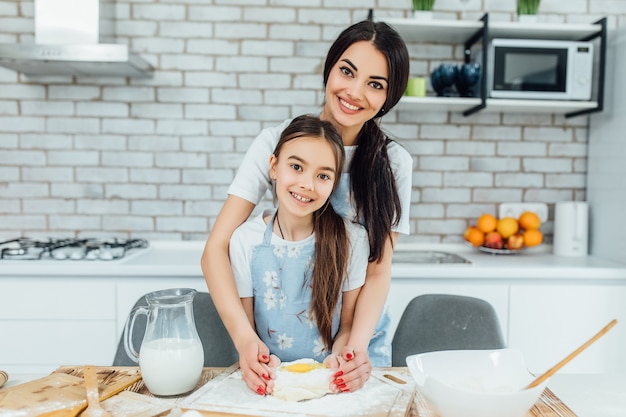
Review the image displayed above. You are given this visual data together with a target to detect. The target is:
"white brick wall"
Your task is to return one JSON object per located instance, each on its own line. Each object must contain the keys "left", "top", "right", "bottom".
{"left": 0, "top": 0, "right": 624, "bottom": 243}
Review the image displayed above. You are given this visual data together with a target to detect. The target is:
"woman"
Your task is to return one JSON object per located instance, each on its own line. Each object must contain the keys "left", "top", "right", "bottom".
{"left": 229, "top": 115, "right": 369, "bottom": 395}
{"left": 201, "top": 19, "right": 412, "bottom": 394}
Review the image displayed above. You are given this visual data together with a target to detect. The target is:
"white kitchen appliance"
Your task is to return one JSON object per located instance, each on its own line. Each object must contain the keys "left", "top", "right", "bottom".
{"left": 0, "top": 0, "right": 153, "bottom": 77}
{"left": 553, "top": 202, "right": 589, "bottom": 257}
{"left": 488, "top": 38, "right": 593, "bottom": 100}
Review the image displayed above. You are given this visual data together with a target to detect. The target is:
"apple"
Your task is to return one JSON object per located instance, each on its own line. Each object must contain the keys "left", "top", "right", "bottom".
{"left": 506, "top": 233, "right": 524, "bottom": 250}
{"left": 484, "top": 231, "right": 504, "bottom": 249}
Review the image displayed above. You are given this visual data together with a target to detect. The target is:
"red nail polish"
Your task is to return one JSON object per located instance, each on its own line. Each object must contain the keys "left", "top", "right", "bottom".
{"left": 337, "top": 383, "right": 347, "bottom": 389}
{"left": 262, "top": 355, "right": 269, "bottom": 360}
{"left": 257, "top": 385, "right": 266, "bottom": 395}
{"left": 334, "top": 370, "right": 343, "bottom": 378}
{"left": 262, "top": 373, "right": 270, "bottom": 381}
{"left": 334, "top": 378, "right": 344, "bottom": 384}
{"left": 346, "top": 352, "right": 353, "bottom": 360}
{"left": 341, "top": 387, "right": 350, "bottom": 393}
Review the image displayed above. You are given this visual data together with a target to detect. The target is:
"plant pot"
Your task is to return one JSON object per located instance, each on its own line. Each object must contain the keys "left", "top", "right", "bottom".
{"left": 412, "top": 10, "right": 433, "bottom": 20}
{"left": 517, "top": 14, "right": 538, "bottom": 23}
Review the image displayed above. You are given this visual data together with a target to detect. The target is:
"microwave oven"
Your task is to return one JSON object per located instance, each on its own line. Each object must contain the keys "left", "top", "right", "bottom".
{"left": 488, "top": 38, "right": 593, "bottom": 100}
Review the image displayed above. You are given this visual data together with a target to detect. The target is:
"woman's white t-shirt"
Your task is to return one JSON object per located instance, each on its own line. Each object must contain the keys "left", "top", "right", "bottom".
{"left": 228, "top": 118, "right": 413, "bottom": 235}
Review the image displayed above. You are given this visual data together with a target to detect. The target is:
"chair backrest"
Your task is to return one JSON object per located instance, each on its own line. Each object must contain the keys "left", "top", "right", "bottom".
{"left": 113, "top": 291, "right": 239, "bottom": 367}
{"left": 391, "top": 293, "right": 506, "bottom": 366}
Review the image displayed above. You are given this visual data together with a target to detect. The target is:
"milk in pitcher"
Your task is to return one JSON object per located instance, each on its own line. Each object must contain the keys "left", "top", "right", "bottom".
{"left": 139, "top": 337, "right": 204, "bottom": 396}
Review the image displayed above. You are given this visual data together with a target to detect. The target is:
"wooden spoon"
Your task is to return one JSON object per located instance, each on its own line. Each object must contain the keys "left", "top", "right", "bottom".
{"left": 525, "top": 318, "right": 618, "bottom": 389}
{"left": 83, "top": 365, "right": 113, "bottom": 417}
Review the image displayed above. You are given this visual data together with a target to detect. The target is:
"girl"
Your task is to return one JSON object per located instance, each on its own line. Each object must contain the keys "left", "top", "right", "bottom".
{"left": 229, "top": 115, "right": 369, "bottom": 395}
{"left": 202, "top": 20, "right": 412, "bottom": 394}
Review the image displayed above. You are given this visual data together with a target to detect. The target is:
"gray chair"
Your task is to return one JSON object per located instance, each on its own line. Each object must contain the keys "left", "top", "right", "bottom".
{"left": 113, "top": 291, "right": 239, "bottom": 367}
{"left": 391, "top": 293, "right": 506, "bottom": 366}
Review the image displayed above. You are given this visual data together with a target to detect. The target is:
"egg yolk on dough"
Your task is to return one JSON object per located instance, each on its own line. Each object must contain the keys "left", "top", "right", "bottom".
{"left": 283, "top": 362, "right": 325, "bottom": 373}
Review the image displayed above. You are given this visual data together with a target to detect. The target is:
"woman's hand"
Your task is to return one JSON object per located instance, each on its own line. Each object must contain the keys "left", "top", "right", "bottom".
{"left": 238, "top": 339, "right": 277, "bottom": 395}
{"left": 328, "top": 347, "right": 372, "bottom": 393}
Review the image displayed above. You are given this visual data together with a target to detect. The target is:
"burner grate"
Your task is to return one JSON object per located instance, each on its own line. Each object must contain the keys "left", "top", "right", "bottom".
{"left": 0, "top": 238, "right": 149, "bottom": 261}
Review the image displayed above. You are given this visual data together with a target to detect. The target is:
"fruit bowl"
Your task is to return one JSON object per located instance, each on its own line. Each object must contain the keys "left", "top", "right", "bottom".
{"left": 477, "top": 245, "right": 525, "bottom": 255}
{"left": 464, "top": 212, "right": 543, "bottom": 254}
{"left": 464, "top": 241, "right": 526, "bottom": 255}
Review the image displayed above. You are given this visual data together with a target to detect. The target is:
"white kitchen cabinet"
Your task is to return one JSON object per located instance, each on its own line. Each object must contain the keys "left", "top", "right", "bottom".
{"left": 0, "top": 278, "right": 118, "bottom": 375}
{"left": 508, "top": 284, "right": 626, "bottom": 374}
{"left": 386, "top": 15, "right": 605, "bottom": 117}
{"left": 0, "top": 276, "right": 207, "bottom": 375}
{"left": 2, "top": 242, "right": 626, "bottom": 376}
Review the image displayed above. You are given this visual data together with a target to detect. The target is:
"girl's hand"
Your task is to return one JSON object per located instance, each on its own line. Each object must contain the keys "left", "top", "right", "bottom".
{"left": 323, "top": 352, "right": 342, "bottom": 370}
{"left": 238, "top": 340, "right": 276, "bottom": 395}
{"left": 330, "top": 348, "right": 372, "bottom": 393}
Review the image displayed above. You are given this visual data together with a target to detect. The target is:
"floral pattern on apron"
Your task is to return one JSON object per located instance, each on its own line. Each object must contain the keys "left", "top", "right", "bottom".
{"left": 250, "top": 213, "right": 341, "bottom": 361}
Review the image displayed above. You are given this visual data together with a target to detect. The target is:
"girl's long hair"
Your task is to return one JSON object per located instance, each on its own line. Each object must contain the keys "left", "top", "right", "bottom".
{"left": 272, "top": 115, "right": 348, "bottom": 350}
{"left": 323, "top": 20, "right": 410, "bottom": 262}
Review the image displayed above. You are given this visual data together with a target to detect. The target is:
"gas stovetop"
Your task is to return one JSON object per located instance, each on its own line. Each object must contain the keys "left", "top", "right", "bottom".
{"left": 0, "top": 237, "right": 149, "bottom": 261}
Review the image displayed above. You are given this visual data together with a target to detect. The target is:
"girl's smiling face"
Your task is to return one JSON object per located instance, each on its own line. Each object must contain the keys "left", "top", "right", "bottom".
{"left": 269, "top": 136, "right": 338, "bottom": 219}
{"left": 321, "top": 41, "right": 389, "bottom": 144}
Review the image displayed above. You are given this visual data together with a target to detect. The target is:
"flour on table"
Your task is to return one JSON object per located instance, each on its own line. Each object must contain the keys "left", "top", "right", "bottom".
{"left": 183, "top": 367, "right": 413, "bottom": 417}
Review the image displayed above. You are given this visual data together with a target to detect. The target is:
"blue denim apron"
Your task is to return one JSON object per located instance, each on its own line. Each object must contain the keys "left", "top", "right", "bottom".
{"left": 250, "top": 213, "right": 341, "bottom": 361}
{"left": 331, "top": 174, "right": 392, "bottom": 367}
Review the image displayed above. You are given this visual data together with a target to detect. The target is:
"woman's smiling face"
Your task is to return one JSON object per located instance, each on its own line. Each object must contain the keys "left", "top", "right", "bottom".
{"left": 322, "top": 41, "right": 389, "bottom": 143}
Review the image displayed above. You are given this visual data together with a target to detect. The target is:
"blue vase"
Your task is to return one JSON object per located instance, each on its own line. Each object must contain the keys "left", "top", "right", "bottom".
{"left": 455, "top": 63, "right": 481, "bottom": 97}
{"left": 431, "top": 64, "right": 458, "bottom": 96}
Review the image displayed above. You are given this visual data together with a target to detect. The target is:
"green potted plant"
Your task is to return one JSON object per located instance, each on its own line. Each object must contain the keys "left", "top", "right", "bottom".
{"left": 412, "top": 0, "right": 435, "bottom": 19}
{"left": 517, "top": 0, "right": 540, "bottom": 21}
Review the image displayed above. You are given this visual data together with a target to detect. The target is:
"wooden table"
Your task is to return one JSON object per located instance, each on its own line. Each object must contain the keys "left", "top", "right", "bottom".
{"left": 0, "top": 366, "right": 579, "bottom": 417}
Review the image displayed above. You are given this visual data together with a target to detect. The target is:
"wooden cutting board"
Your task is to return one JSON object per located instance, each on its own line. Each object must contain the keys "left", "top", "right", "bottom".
{"left": 0, "top": 373, "right": 87, "bottom": 417}
{"left": 180, "top": 366, "right": 416, "bottom": 417}
{"left": 0, "top": 367, "right": 142, "bottom": 417}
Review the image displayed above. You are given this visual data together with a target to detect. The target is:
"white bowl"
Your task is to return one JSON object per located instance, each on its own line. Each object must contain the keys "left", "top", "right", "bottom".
{"left": 406, "top": 348, "right": 548, "bottom": 417}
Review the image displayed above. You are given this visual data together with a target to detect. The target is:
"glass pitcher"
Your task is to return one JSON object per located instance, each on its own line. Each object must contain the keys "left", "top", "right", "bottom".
{"left": 124, "top": 288, "right": 204, "bottom": 396}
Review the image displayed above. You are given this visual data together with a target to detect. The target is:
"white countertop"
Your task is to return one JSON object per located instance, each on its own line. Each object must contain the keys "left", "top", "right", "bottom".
{"left": 549, "top": 373, "right": 626, "bottom": 417}
{"left": 4, "top": 372, "right": 626, "bottom": 417}
{"left": 1, "top": 241, "right": 626, "bottom": 280}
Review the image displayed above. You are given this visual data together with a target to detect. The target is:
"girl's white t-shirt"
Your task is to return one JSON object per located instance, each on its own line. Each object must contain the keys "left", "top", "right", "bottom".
{"left": 227, "top": 118, "right": 413, "bottom": 235}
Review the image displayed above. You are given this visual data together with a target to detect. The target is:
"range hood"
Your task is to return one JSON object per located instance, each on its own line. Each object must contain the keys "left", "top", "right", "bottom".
{"left": 0, "top": 0, "right": 153, "bottom": 78}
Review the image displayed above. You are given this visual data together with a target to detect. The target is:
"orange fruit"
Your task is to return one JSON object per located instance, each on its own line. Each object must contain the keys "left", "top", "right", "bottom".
{"left": 464, "top": 226, "right": 485, "bottom": 247}
{"left": 519, "top": 211, "right": 541, "bottom": 230}
{"left": 496, "top": 217, "right": 519, "bottom": 238}
{"left": 523, "top": 229, "right": 543, "bottom": 247}
{"left": 477, "top": 213, "right": 497, "bottom": 233}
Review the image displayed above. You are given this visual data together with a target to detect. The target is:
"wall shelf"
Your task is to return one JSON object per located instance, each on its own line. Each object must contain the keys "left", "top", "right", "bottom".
{"left": 386, "top": 18, "right": 603, "bottom": 43}
{"left": 396, "top": 96, "right": 599, "bottom": 115}
{"left": 396, "top": 96, "right": 480, "bottom": 113}
{"left": 387, "top": 15, "right": 606, "bottom": 118}
{"left": 385, "top": 18, "right": 481, "bottom": 43}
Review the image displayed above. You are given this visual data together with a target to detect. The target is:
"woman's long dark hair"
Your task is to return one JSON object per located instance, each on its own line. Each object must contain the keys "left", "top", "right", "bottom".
{"left": 323, "top": 20, "right": 410, "bottom": 263}
{"left": 272, "top": 115, "right": 348, "bottom": 351}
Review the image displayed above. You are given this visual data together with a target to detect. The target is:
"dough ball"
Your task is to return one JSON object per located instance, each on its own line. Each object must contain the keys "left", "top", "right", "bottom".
{"left": 272, "top": 358, "right": 333, "bottom": 402}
